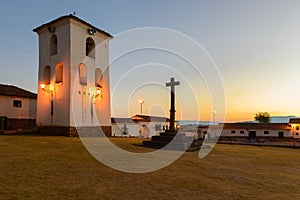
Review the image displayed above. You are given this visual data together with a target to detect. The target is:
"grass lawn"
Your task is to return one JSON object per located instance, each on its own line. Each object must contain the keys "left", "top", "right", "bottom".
{"left": 1, "top": 136, "right": 300, "bottom": 200}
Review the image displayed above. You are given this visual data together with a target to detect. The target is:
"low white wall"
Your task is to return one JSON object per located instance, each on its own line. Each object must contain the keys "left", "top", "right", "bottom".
{"left": 112, "top": 121, "right": 169, "bottom": 138}
{"left": 198, "top": 127, "right": 294, "bottom": 139}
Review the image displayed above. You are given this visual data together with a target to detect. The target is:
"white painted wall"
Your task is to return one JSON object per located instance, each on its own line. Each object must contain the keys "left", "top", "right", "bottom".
{"left": 198, "top": 127, "right": 293, "bottom": 139}
{"left": 36, "top": 17, "right": 111, "bottom": 128}
{"left": 36, "top": 22, "right": 71, "bottom": 126}
{"left": 69, "top": 20, "right": 111, "bottom": 127}
{"left": 112, "top": 121, "right": 169, "bottom": 138}
{"left": 112, "top": 123, "right": 140, "bottom": 137}
{"left": 0, "top": 95, "right": 36, "bottom": 119}
{"left": 220, "top": 129, "right": 291, "bottom": 138}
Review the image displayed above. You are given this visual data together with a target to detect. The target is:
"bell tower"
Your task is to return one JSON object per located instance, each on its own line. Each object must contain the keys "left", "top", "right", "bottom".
{"left": 33, "top": 15, "right": 112, "bottom": 136}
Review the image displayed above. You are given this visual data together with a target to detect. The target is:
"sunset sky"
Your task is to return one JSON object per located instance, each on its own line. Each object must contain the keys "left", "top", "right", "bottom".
{"left": 0, "top": 0, "right": 299, "bottom": 122}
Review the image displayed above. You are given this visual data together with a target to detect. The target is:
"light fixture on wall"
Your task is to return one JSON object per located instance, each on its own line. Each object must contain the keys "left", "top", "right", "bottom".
{"left": 95, "top": 86, "right": 102, "bottom": 97}
{"left": 87, "top": 28, "right": 96, "bottom": 35}
{"left": 40, "top": 83, "right": 54, "bottom": 116}
{"left": 40, "top": 83, "right": 46, "bottom": 89}
{"left": 40, "top": 83, "right": 53, "bottom": 97}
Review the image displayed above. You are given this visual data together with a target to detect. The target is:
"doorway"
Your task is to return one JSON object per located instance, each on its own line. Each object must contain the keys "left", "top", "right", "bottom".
{"left": 278, "top": 132, "right": 284, "bottom": 139}
{"left": 0, "top": 117, "right": 7, "bottom": 130}
{"left": 249, "top": 131, "right": 256, "bottom": 138}
{"left": 140, "top": 125, "right": 150, "bottom": 138}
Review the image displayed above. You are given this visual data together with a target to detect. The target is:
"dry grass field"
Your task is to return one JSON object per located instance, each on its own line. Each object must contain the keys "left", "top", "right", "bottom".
{"left": 1, "top": 135, "right": 300, "bottom": 200}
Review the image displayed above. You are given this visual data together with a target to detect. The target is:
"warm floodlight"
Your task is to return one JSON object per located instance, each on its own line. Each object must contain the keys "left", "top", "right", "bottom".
{"left": 40, "top": 83, "right": 46, "bottom": 90}
{"left": 96, "top": 88, "right": 101, "bottom": 95}
{"left": 138, "top": 99, "right": 144, "bottom": 104}
{"left": 95, "top": 86, "right": 102, "bottom": 97}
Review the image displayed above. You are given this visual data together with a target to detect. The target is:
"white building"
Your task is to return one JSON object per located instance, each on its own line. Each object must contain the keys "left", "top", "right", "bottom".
{"left": 33, "top": 15, "right": 112, "bottom": 136}
{"left": 0, "top": 84, "right": 37, "bottom": 130}
{"left": 112, "top": 115, "right": 171, "bottom": 138}
{"left": 198, "top": 122, "right": 295, "bottom": 140}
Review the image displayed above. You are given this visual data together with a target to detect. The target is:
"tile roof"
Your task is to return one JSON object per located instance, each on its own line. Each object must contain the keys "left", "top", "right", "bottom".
{"left": 131, "top": 115, "right": 171, "bottom": 122}
{"left": 289, "top": 118, "right": 300, "bottom": 124}
{"left": 33, "top": 14, "right": 112, "bottom": 38}
{"left": 199, "top": 123, "right": 290, "bottom": 130}
{"left": 111, "top": 118, "right": 139, "bottom": 124}
{"left": 0, "top": 84, "right": 37, "bottom": 99}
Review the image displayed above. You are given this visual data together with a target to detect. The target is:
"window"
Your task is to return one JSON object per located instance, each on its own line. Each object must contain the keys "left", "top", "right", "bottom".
{"left": 78, "top": 63, "right": 87, "bottom": 85}
{"left": 44, "top": 66, "right": 51, "bottom": 84}
{"left": 122, "top": 124, "right": 128, "bottom": 135}
{"left": 296, "top": 133, "right": 299, "bottom": 136}
{"left": 155, "top": 124, "right": 161, "bottom": 131}
{"left": 240, "top": 130, "right": 244, "bottom": 134}
{"left": 231, "top": 130, "right": 236, "bottom": 134}
{"left": 296, "top": 126, "right": 299, "bottom": 131}
{"left": 55, "top": 62, "right": 63, "bottom": 83}
{"left": 86, "top": 37, "right": 95, "bottom": 58}
{"left": 50, "top": 34, "right": 57, "bottom": 56}
{"left": 13, "top": 100, "right": 22, "bottom": 108}
{"left": 264, "top": 131, "right": 269, "bottom": 135}
{"left": 95, "top": 68, "right": 103, "bottom": 87}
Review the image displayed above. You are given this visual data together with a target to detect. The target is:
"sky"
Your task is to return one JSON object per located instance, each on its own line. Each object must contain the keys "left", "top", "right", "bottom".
{"left": 0, "top": 0, "right": 300, "bottom": 122}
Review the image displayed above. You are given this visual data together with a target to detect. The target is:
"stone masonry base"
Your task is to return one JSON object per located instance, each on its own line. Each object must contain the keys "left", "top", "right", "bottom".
{"left": 38, "top": 126, "right": 112, "bottom": 137}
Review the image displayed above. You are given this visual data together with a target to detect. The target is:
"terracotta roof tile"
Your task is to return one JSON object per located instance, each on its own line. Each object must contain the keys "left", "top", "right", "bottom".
{"left": 198, "top": 123, "right": 290, "bottom": 130}
{"left": 132, "top": 115, "right": 170, "bottom": 122}
{"left": 289, "top": 118, "right": 300, "bottom": 124}
{"left": 111, "top": 115, "right": 171, "bottom": 124}
{"left": 111, "top": 118, "right": 138, "bottom": 124}
{"left": 215, "top": 123, "right": 290, "bottom": 130}
{"left": 0, "top": 84, "right": 37, "bottom": 99}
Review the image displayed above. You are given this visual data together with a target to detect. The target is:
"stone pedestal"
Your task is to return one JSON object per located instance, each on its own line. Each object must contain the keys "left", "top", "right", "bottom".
{"left": 142, "top": 131, "right": 203, "bottom": 151}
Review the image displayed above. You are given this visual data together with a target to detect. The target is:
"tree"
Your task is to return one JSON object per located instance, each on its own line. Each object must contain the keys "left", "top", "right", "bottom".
{"left": 254, "top": 112, "right": 271, "bottom": 123}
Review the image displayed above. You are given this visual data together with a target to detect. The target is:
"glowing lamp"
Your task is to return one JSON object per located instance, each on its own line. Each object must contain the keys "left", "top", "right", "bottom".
{"left": 95, "top": 87, "right": 102, "bottom": 97}
{"left": 40, "top": 83, "right": 53, "bottom": 97}
{"left": 40, "top": 83, "right": 46, "bottom": 90}
{"left": 96, "top": 88, "right": 101, "bottom": 95}
{"left": 138, "top": 99, "right": 144, "bottom": 104}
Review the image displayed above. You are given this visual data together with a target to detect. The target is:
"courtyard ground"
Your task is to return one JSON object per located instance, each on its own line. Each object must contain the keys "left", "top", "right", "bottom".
{"left": 0, "top": 135, "right": 300, "bottom": 200}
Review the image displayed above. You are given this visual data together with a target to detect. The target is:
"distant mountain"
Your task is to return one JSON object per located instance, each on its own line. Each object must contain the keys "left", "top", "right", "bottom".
{"left": 243, "top": 116, "right": 298, "bottom": 123}
{"left": 178, "top": 120, "right": 219, "bottom": 126}
{"left": 270, "top": 116, "right": 297, "bottom": 123}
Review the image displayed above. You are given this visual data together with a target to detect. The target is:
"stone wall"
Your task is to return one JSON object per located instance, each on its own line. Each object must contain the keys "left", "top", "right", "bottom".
{"left": 0, "top": 117, "right": 36, "bottom": 130}
{"left": 38, "top": 126, "right": 112, "bottom": 137}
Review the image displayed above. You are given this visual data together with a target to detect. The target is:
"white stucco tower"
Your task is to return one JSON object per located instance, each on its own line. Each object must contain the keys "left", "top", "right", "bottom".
{"left": 33, "top": 15, "right": 112, "bottom": 136}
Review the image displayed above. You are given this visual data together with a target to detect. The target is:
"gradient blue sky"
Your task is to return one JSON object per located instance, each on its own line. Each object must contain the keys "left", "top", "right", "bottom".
{"left": 0, "top": 0, "right": 300, "bottom": 121}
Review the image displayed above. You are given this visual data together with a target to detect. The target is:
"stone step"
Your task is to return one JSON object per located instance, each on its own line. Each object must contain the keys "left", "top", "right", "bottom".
{"left": 152, "top": 135, "right": 194, "bottom": 142}
{"left": 143, "top": 139, "right": 206, "bottom": 152}
{"left": 143, "top": 140, "right": 191, "bottom": 151}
